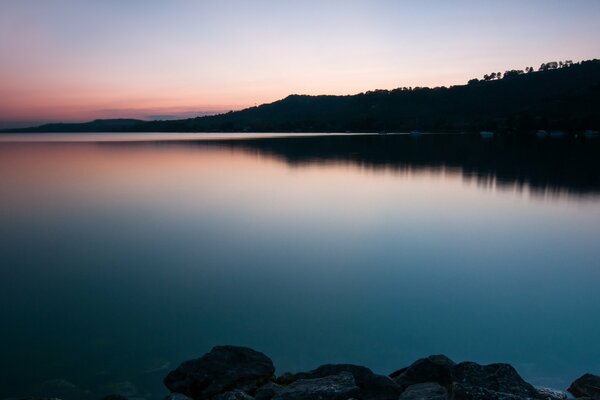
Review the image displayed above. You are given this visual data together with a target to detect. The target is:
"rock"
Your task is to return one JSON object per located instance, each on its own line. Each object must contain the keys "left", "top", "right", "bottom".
{"left": 399, "top": 382, "right": 448, "bottom": 400}
{"left": 390, "top": 355, "right": 456, "bottom": 390}
{"left": 451, "top": 362, "right": 539, "bottom": 400}
{"left": 277, "top": 364, "right": 401, "bottom": 400}
{"left": 254, "top": 382, "right": 284, "bottom": 400}
{"left": 270, "top": 372, "right": 359, "bottom": 400}
{"left": 163, "top": 346, "right": 275, "bottom": 400}
{"left": 568, "top": 374, "right": 600, "bottom": 399}
{"left": 535, "top": 386, "right": 568, "bottom": 400}
{"left": 214, "top": 390, "right": 256, "bottom": 400}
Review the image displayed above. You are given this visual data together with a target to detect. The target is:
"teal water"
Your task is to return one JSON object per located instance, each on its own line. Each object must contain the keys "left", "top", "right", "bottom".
{"left": 0, "top": 133, "right": 599, "bottom": 399}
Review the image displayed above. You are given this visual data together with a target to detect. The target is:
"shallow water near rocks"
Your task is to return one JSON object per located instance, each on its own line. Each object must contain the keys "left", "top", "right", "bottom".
{"left": 0, "top": 133, "right": 599, "bottom": 399}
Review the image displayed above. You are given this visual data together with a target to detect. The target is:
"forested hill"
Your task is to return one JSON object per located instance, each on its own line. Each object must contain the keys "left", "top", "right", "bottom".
{"left": 4, "top": 59, "right": 600, "bottom": 134}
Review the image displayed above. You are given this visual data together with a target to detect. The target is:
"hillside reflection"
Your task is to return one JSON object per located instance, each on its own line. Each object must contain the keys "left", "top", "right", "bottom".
{"left": 110, "top": 134, "right": 600, "bottom": 198}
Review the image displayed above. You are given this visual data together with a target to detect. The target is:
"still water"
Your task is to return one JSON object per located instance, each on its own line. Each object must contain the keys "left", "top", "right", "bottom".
{"left": 0, "top": 133, "right": 599, "bottom": 399}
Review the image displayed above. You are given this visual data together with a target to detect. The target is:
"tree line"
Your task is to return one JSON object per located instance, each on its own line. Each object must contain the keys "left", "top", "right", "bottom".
{"left": 470, "top": 60, "right": 577, "bottom": 83}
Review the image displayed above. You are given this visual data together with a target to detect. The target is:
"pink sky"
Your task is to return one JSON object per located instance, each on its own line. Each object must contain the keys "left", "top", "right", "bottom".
{"left": 1, "top": 1, "right": 599, "bottom": 128}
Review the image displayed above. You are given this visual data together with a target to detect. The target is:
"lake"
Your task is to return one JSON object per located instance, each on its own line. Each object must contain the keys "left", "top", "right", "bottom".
{"left": 0, "top": 133, "right": 599, "bottom": 399}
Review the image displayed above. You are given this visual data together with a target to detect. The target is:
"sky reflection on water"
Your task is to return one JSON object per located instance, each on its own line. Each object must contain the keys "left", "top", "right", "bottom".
{"left": 0, "top": 134, "right": 599, "bottom": 399}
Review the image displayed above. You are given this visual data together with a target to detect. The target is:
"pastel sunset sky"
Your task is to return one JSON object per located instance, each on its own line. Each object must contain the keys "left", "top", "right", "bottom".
{"left": 1, "top": 0, "right": 599, "bottom": 128}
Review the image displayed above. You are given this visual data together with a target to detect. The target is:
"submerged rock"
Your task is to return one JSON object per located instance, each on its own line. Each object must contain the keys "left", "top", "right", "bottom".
{"left": 163, "top": 345, "right": 274, "bottom": 400}
{"left": 568, "top": 373, "right": 600, "bottom": 399}
{"left": 278, "top": 364, "right": 401, "bottom": 400}
{"left": 270, "top": 372, "right": 359, "bottom": 400}
{"left": 390, "top": 355, "right": 456, "bottom": 390}
{"left": 399, "top": 382, "right": 448, "bottom": 400}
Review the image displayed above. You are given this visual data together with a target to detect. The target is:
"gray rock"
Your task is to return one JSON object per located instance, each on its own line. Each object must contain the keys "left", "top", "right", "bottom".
{"left": 399, "top": 382, "right": 448, "bottom": 400}
{"left": 451, "top": 385, "right": 534, "bottom": 400}
{"left": 278, "top": 364, "right": 401, "bottom": 400}
{"left": 451, "top": 362, "right": 539, "bottom": 400}
{"left": 163, "top": 346, "right": 274, "bottom": 400}
{"left": 535, "top": 387, "right": 568, "bottom": 400}
{"left": 254, "top": 382, "right": 283, "bottom": 400}
{"left": 568, "top": 374, "right": 600, "bottom": 399}
{"left": 214, "top": 390, "right": 255, "bottom": 400}
{"left": 390, "top": 355, "right": 456, "bottom": 390}
{"left": 271, "top": 372, "right": 360, "bottom": 400}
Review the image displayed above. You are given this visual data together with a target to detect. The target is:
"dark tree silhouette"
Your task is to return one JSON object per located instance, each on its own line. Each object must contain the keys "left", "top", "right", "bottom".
{"left": 503, "top": 69, "right": 524, "bottom": 79}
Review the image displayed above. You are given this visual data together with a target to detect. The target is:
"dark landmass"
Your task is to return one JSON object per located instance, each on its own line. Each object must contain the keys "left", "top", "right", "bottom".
{"left": 16, "top": 345, "right": 600, "bottom": 400}
{"left": 3, "top": 59, "right": 599, "bottom": 134}
{"left": 1, "top": 118, "right": 145, "bottom": 133}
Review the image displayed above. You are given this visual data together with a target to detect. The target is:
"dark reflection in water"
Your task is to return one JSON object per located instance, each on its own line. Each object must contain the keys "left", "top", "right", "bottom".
{"left": 212, "top": 135, "right": 600, "bottom": 197}
{"left": 0, "top": 133, "right": 599, "bottom": 400}
{"left": 102, "top": 134, "right": 600, "bottom": 197}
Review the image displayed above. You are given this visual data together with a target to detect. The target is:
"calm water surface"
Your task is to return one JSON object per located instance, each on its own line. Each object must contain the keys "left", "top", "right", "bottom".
{"left": 0, "top": 133, "right": 599, "bottom": 399}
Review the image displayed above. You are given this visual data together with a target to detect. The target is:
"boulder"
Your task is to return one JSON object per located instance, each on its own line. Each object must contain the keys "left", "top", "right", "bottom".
{"left": 390, "top": 355, "right": 456, "bottom": 390}
{"left": 163, "top": 346, "right": 275, "bottom": 400}
{"left": 451, "top": 362, "right": 539, "bottom": 400}
{"left": 277, "top": 364, "right": 401, "bottom": 400}
{"left": 399, "top": 382, "right": 448, "bottom": 400}
{"left": 270, "top": 372, "right": 359, "bottom": 400}
{"left": 254, "top": 382, "right": 284, "bottom": 400}
{"left": 568, "top": 374, "right": 600, "bottom": 399}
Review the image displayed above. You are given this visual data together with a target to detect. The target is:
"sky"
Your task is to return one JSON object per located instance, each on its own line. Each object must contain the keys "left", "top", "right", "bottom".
{"left": 0, "top": 0, "right": 599, "bottom": 128}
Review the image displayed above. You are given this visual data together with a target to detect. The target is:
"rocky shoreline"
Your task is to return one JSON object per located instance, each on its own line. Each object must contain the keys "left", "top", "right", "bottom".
{"left": 15, "top": 345, "right": 600, "bottom": 400}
